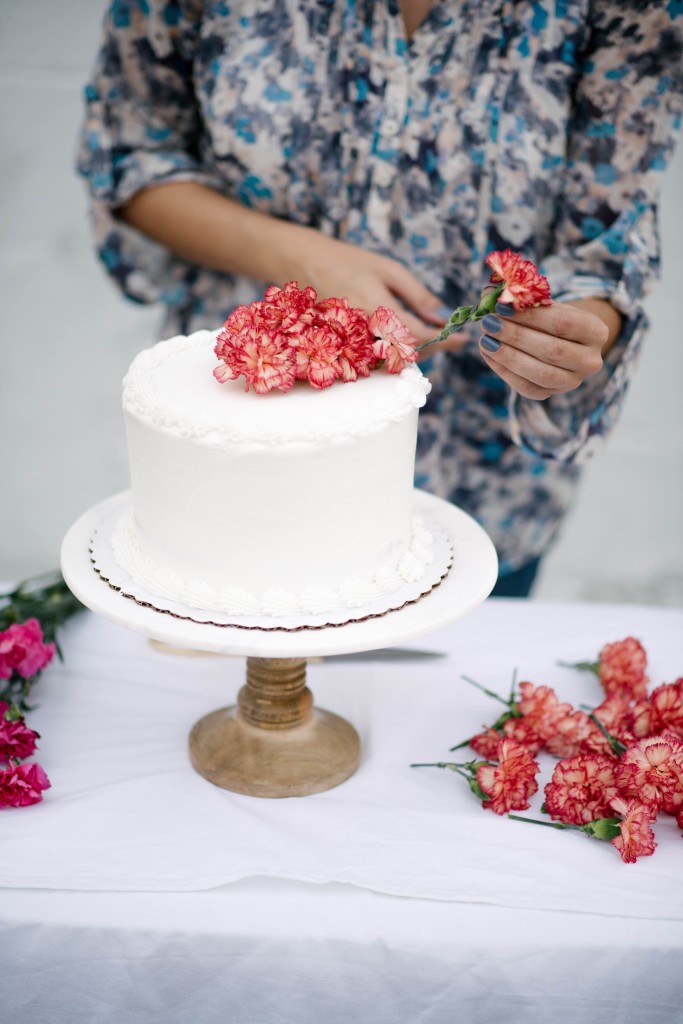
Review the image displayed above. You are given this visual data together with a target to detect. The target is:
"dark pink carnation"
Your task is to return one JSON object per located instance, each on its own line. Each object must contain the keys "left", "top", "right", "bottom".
{"left": 0, "top": 619, "right": 56, "bottom": 681}
{"left": 0, "top": 761, "right": 51, "bottom": 808}
{"left": 0, "top": 715, "right": 39, "bottom": 763}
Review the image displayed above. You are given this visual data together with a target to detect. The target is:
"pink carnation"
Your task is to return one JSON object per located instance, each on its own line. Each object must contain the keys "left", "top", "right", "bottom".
{"left": 598, "top": 637, "right": 649, "bottom": 701}
{"left": 300, "top": 299, "right": 377, "bottom": 381}
{"left": 609, "top": 797, "right": 658, "bottom": 864}
{"left": 485, "top": 249, "right": 551, "bottom": 310}
{"left": 616, "top": 733, "right": 683, "bottom": 812}
{"left": 263, "top": 281, "right": 318, "bottom": 333}
{"left": 516, "top": 682, "right": 573, "bottom": 743}
{"left": 0, "top": 715, "right": 39, "bottom": 763}
{"left": 649, "top": 680, "right": 683, "bottom": 738}
{"left": 544, "top": 709, "right": 594, "bottom": 759}
{"left": 469, "top": 727, "right": 505, "bottom": 760}
{"left": 0, "top": 619, "right": 56, "bottom": 681}
{"left": 215, "top": 327, "right": 296, "bottom": 394}
{"left": 369, "top": 307, "right": 419, "bottom": 373}
{"left": 476, "top": 739, "right": 540, "bottom": 815}
{"left": 501, "top": 717, "right": 544, "bottom": 755}
{"left": 0, "top": 760, "right": 51, "bottom": 808}
{"left": 293, "top": 325, "right": 342, "bottom": 389}
{"left": 544, "top": 754, "right": 619, "bottom": 825}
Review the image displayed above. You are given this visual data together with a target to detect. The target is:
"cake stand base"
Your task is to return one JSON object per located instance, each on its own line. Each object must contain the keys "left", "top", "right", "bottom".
{"left": 188, "top": 657, "right": 359, "bottom": 797}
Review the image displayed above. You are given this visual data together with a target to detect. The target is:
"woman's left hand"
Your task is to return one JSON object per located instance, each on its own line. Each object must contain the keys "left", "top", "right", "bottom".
{"left": 476, "top": 299, "right": 619, "bottom": 401}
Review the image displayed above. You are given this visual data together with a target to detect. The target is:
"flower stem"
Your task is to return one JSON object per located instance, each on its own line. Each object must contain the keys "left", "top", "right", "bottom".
{"left": 508, "top": 814, "right": 578, "bottom": 831}
{"left": 415, "top": 284, "right": 505, "bottom": 353}
{"left": 460, "top": 674, "right": 510, "bottom": 706}
{"left": 557, "top": 659, "right": 600, "bottom": 676}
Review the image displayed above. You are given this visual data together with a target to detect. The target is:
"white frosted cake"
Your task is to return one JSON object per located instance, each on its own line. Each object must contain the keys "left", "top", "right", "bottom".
{"left": 112, "top": 330, "right": 433, "bottom": 618}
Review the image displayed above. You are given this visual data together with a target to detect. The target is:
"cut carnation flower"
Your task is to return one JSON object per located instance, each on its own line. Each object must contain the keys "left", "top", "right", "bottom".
{"left": 213, "top": 250, "right": 553, "bottom": 393}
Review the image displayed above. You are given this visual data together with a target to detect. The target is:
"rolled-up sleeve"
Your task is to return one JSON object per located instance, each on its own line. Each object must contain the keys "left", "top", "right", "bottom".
{"left": 510, "top": 0, "right": 683, "bottom": 463}
{"left": 77, "top": 0, "right": 223, "bottom": 305}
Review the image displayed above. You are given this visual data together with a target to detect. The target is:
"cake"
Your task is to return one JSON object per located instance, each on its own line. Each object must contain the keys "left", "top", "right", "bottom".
{"left": 111, "top": 330, "right": 434, "bottom": 619}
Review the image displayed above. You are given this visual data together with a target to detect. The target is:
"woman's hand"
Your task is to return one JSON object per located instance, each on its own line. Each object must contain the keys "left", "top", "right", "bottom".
{"left": 289, "top": 230, "right": 447, "bottom": 343}
{"left": 475, "top": 299, "right": 621, "bottom": 401}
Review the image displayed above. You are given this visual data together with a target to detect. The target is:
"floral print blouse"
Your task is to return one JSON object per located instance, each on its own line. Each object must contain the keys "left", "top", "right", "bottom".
{"left": 78, "top": 0, "right": 682, "bottom": 574}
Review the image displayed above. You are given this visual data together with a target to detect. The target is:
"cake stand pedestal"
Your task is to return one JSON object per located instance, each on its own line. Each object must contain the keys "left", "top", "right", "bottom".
{"left": 61, "top": 491, "right": 497, "bottom": 798}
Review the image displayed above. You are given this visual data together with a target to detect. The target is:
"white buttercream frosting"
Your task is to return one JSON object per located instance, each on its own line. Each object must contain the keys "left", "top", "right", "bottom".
{"left": 122, "top": 331, "right": 431, "bottom": 447}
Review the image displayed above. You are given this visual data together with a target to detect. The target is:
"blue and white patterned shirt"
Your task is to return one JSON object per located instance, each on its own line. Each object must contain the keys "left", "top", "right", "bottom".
{"left": 78, "top": 0, "right": 682, "bottom": 573}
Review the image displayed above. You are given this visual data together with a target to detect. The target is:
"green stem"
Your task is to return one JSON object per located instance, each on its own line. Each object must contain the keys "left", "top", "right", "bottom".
{"left": 415, "top": 284, "right": 505, "bottom": 354}
{"left": 460, "top": 674, "right": 511, "bottom": 706}
{"left": 508, "top": 814, "right": 579, "bottom": 831}
{"left": 557, "top": 659, "right": 600, "bottom": 676}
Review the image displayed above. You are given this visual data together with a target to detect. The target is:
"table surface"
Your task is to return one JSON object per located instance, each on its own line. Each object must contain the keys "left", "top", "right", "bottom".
{"left": 2, "top": 597, "right": 682, "bottom": 1024}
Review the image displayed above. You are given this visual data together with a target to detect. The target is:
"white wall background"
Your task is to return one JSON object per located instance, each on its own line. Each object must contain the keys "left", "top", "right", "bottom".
{"left": 1, "top": 1, "right": 682, "bottom": 605}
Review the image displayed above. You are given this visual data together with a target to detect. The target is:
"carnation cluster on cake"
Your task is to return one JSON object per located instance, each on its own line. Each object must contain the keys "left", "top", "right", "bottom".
{"left": 213, "top": 281, "right": 419, "bottom": 394}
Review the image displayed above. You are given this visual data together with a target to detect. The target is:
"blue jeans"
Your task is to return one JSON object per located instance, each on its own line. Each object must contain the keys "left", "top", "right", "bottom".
{"left": 490, "top": 557, "right": 541, "bottom": 599}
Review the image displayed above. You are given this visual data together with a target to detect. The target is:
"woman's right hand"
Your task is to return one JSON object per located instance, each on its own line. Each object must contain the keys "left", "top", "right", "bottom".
{"left": 286, "top": 228, "right": 447, "bottom": 344}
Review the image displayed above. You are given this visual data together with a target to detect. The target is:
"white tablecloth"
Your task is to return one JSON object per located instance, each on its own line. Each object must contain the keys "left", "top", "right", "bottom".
{"left": 1, "top": 599, "right": 682, "bottom": 1023}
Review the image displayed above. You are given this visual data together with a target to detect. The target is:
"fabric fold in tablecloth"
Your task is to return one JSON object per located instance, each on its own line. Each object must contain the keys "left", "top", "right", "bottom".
{"left": 1, "top": 599, "right": 681, "bottom": 919}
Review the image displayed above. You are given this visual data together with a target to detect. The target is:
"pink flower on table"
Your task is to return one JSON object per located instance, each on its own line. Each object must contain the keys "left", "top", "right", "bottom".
{"left": 214, "top": 327, "right": 296, "bottom": 394}
{"left": 0, "top": 716, "right": 39, "bottom": 763}
{"left": 293, "top": 325, "right": 342, "bottom": 389}
{"left": 369, "top": 307, "right": 419, "bottom": 373}
{"left": 485, "top": 249, "right": 552, "bottom": 310}
{"left": 0, "top": 761, "right": 51, "bottom": 808}
{"left": 598, "top": 637, "right": 649, "bottom": 701}
{"left": 476, "top": 739, "right": 540, "bottom": 815}
{"left": 544, "top": 709, "right": 594, "bottom": 759}
{"left": 616, "top": 734, "right": 683, "bottom": 812}
{"left": 544, "top": 754, "right": 619, "bottom": 826}
{"left": 516, "top": 682, "right": 573, "bottom": 743}
{"left": 469, "top": 727, "right": 505, "bottom": 760}
{"left": 609, "top": 797, "right": 658, "bottom": 864}
{"left": 0, "top": 619, "right": 56, "bottom": 681}
{"left": 501, "top": 717, "right": 544, "bottom": 756}
{"left": 645, "top": 680, "right": 683, "bottom": 738}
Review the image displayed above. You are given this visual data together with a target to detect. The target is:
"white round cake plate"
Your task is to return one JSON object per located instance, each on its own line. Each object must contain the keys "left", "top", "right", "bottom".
{"left": 61, "top": 489, "right": 498, "bottom": 659}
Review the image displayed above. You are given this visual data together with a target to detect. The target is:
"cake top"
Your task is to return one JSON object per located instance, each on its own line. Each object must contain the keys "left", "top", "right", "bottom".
{"left": 123, "top": 331, "right": 431, "bottom": 447}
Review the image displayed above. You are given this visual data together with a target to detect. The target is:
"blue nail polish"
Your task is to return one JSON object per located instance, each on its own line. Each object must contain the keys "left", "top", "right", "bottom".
{"left": 480, "top": 334, "right": 501, "bottom": 353}
{"left": 481, "top": 314, "right": 502, "bottom": 334}
{"left": 495, "top": 302, "right": 515, "bottom": 317}
{"left": 436, "top": 304, "right": 452, "bottom": 320}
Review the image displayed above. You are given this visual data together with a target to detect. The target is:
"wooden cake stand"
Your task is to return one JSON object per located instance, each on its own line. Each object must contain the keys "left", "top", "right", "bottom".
{"left": 61, "top": 491, "right": 497, "bottom": 798}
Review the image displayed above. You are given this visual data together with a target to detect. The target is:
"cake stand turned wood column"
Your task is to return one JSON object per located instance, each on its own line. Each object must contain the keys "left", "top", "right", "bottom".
{"left": 188, "top": 657, "right": 360, "bottom": 797}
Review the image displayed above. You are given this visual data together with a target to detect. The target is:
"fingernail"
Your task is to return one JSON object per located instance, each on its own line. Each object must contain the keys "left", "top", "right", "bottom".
{"left": 495, "top": 302, "right": 515, "bottom": 317}
{"left": 481, "top": 314, "right": 503, "bottom": 334}
{"left": 436, "top": 305, "right": 452, "bottom": 320}
{"left": 480, "top": 334, "right": 501, "bottom": 353}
